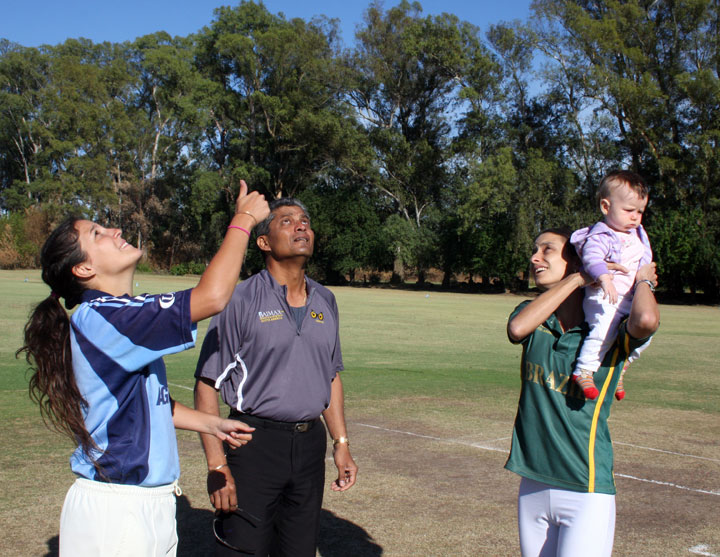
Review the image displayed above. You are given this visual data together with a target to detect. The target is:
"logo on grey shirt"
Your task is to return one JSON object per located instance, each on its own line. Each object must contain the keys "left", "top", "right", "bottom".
{"left": 258, "top": 309, "right": 285, "bottom": 323}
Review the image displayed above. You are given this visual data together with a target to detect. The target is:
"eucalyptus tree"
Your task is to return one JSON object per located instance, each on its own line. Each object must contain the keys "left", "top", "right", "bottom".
{"left": 449, "top": 18, "right": 580, "bottom": 288}
{"left": 0, "top": 39, "right": 134, "bottom": 216}
{"left": 349, "top": 0, "right": 499, "bottom": 282}
{"left": 0, "top": 35, "right": 214, "bottom": 264}
{"left": 0, "top": 42, "right": 55, "bottom": 211}
{"left": 300, "top": 172, "right": 390, "bottom": 284}
{"left": 120, "top": 32, "right": 214, "bottom": 262}
{"left": 193, "top": 1, "right": 361, "bottom": 201}
{"left": 529, "top": 0, "right": 720, "bottom": 298}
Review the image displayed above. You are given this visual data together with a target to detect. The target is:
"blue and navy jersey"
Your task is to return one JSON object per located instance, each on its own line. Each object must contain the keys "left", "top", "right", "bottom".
{"left": 69, "top": 288, "right": 197, "bottom": 486}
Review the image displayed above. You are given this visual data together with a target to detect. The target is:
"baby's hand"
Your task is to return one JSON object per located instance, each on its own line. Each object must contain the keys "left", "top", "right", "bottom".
{"left": 606, "top": 262, "right": 630, "bottom": 274}
{"left": 597, "top": 274, "right": 618, "bottom": 304}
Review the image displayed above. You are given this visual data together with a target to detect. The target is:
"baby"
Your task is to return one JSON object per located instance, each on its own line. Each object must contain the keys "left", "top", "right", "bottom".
{"left": 570, "top": 170, "right": 654, "bottom": 400}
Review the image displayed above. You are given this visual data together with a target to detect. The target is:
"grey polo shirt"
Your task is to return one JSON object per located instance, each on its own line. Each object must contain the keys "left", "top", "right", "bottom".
{"left": 194, "top": 269, "right": 343, "bottom": 422}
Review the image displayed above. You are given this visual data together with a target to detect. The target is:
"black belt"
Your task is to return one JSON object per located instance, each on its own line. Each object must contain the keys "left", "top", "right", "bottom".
{"left": 229, "top": 411, "right": 318, "bottom": 433}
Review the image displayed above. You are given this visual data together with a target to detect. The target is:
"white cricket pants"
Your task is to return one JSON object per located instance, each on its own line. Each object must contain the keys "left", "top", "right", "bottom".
{"left": 59, "top": 477, "right": 179, "bottom": 557}
{"left": 518, "top": 477, "right": 616, "bottom": 557}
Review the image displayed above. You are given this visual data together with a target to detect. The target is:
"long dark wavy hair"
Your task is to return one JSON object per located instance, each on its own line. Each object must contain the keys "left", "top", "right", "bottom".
{"left": 16, "top": 217, "right": 98, "bottom": 461}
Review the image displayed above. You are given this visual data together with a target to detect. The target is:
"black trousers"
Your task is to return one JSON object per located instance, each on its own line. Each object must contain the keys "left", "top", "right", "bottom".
{"left": 215, "top": 414, "right": 327, "bottom": 557}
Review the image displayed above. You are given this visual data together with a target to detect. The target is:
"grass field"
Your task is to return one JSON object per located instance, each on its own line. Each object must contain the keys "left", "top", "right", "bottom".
{"left": 1, "top": 269, "right": 718, "bottom": 556}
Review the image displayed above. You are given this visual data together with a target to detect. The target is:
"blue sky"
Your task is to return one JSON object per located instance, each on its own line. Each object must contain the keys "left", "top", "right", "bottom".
{"left": 2, "top": 0, "right": 532, "bottom": 48}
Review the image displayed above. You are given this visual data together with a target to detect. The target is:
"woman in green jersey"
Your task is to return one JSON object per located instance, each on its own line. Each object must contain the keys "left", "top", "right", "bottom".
{"left": 505, "top": 227, "right": 659, "bottom": 557}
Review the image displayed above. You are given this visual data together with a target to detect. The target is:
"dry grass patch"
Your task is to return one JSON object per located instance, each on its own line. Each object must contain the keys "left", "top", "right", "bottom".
{"left": 1, "top": 271, "right": 718, "bottom": 556}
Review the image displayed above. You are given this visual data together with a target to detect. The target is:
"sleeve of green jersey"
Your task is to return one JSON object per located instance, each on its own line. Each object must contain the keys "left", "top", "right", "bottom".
{"left": 616, "top": 316, "right": 656, "bottom": 354}
{"left": 507, "top": 300, "right": 532, "bottom": 344}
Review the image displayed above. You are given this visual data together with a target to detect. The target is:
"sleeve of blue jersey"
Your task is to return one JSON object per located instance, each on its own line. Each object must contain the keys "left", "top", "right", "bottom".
{"left": 73, "top": 289, "right": 197, "bottom": 370}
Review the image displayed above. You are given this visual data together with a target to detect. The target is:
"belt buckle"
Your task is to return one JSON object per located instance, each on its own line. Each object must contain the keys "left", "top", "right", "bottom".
{"left": 295, "top": 422, "right": 309, "bottom": 432}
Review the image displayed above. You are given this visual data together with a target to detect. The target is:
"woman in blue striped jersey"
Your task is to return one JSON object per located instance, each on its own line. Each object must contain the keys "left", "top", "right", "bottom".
{"left": 18, "top": 181, "right": 268, "bottom": 556}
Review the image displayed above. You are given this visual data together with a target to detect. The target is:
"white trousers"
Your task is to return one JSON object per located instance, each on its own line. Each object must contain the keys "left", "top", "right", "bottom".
{"left": 575, "top": 288, "right": 651, "bottom": 375}
{"left": 59, "top": 478, "right": 179, "bottom": 557}
{"left": 518, "top": 477, "right": 616, "bottom": 557}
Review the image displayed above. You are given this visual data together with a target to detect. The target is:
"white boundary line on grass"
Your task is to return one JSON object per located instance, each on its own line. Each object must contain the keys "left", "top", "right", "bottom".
{"left": 356, "top": 422, "right": 509, "bottom": 454}
{"left": 321, "top": 423, "right": 510, "bottom": 463}
{"left": 614, "top": 474, "right": 720, "bottom": 496}
{"left": 165, "top": 393, "right": 720, "bottom": 497}
{"left": 169, "top": 382, "right": 193, "bottom": 391}
{"left": 689, "top": 544, "right": 718, "bottom": 556}
{"left": 614, "top": 442, "right": 720, "bottom": 464}
{"left": 354, "top": 422, "right": 720, "bottom": 497}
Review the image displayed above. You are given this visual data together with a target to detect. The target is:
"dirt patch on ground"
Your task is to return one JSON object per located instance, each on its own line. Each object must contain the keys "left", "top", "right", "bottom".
{"left": 311, "top": 404, "right": 720, "bottom": 556}
{"left": 2, "top": 402, "right": 717, "bottom": 556}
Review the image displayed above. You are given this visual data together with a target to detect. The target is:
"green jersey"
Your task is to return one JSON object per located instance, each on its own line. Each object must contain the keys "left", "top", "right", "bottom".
{"left": 504, "top": 300, "right": 653, "bottom": 494}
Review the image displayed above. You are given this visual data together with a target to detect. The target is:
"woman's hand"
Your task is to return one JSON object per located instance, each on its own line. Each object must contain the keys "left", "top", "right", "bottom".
{"left": 635, "top": 262, "right": 658, "bottom": 289}
{"left": 213, "top": 418, "right": 255, "bottom": 449}
{"left": 190, "top": 179, "right": 269, "bottom": 322}
{"left": 234, "top": 180, "right": 270, "bottom": 230}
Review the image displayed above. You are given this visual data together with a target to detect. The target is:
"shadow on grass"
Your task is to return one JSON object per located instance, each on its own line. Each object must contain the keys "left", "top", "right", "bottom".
{"left": 318, "top": 509, "right": 383, "bottom": 556}
{"left": 177, "top": 498, "right": 383, "bottom": 556}
{"left": 44, "top": 536, "right": 58, "bottom": 557}
{"left": 43, "top": 498, "right": 382, "bottom": 556}
{"left": 177, "top": 494, "right": 216, "bottom": 555}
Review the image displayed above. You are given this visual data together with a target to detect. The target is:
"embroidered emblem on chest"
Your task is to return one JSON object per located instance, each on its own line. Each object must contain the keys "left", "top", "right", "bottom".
{"left": 258, "top": 309, "right": 285, "bottom": 323}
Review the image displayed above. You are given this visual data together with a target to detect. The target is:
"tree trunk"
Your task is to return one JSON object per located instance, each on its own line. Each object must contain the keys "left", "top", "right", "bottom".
{"left": 391, "top": 251, "right": 404, "bottom": 284}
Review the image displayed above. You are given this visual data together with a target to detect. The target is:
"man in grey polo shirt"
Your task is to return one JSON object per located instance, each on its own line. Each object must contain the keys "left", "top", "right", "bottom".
{"left": 194, "top": 197, "right": 357, "bottom": 556}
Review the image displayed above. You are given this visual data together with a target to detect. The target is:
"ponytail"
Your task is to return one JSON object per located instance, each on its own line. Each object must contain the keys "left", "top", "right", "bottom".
{"left": 18, "top": 295, "right": 96, "bottom": 457}
{"left": 16, "top": 217, "right": 99, "bottom": 462}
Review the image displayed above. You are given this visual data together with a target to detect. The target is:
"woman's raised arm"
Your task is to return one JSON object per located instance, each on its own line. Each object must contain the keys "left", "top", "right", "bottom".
{"left": 507, "top": 272, "right": 586, "bottom": 342}
{"left": 190, "top": 180, "right": 269, "bottom": 322}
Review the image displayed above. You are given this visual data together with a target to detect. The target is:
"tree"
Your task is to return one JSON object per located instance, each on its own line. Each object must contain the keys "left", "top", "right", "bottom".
{"left": 454, "top": 18, "right": 585, "bottom": 288}
{"left": 302, "top": 173, "right": 389, "bottom": 284}
{"left": 350, "top": 1, "right": 497, "bottom": 282}
{"left": 117, "top": 32, "right": 213, "bottom": 260}
{"left": 0, "top": 42, "right": 52, "bottom": 210}
{"left": 529, "top": 0, "right": 720, "bottom": 298}
{"left": 194, "top": 1, "right": 361, "bottom": 200}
